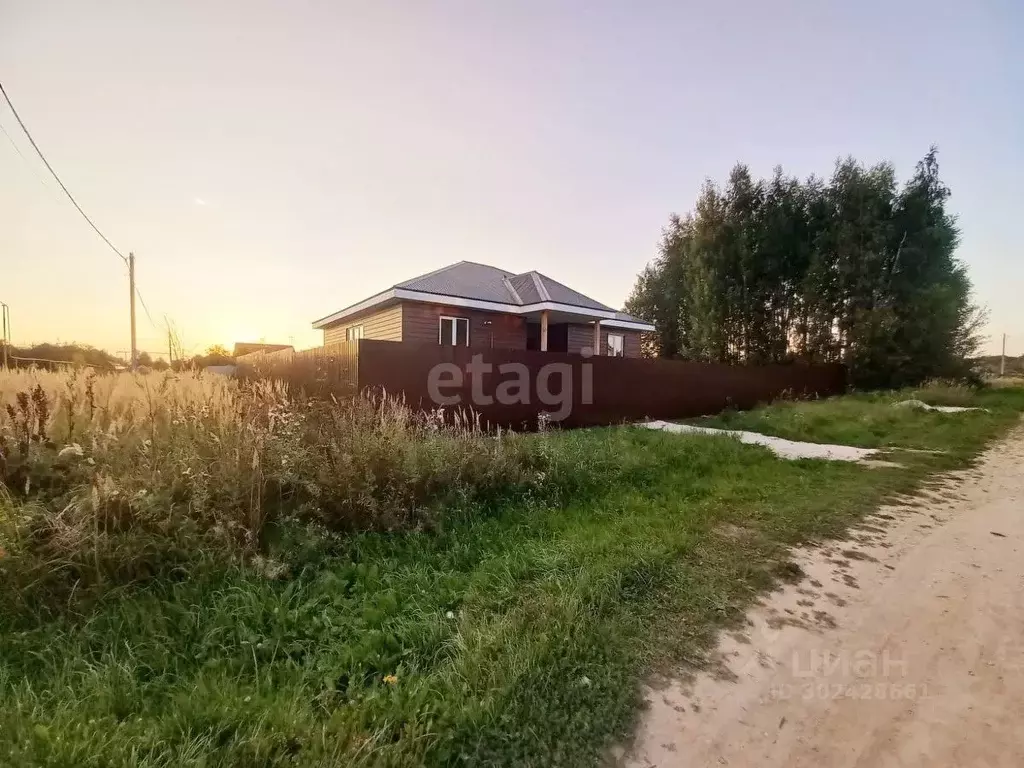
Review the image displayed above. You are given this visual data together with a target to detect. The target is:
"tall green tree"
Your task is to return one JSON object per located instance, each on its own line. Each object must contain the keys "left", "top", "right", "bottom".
{"left": 626, "top": 149, "right": 982, "bottom": 388}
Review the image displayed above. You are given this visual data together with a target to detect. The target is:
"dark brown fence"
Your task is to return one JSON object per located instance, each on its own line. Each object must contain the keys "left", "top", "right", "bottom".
{"left": 355, "top": 340, "right": 846, "bottom": 429}
{"left": 236, "top": 341, "right": 359, "bottom": 397}
{"left": 237, "top": 339, "right": 845, "bottom": 428}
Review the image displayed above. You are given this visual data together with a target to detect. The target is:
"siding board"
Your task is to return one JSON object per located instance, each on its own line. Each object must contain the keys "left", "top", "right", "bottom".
{"left": 323, "top": 302, "right": 639, "bottom": 356}
{"left": 566, "top": 324, "right": 642, "bottom": 358}
{"left": 402, "top": 303, "right": 527, "bottom": 349}
{"left": 323, "top": 304, "right": 403, "bottom": 345}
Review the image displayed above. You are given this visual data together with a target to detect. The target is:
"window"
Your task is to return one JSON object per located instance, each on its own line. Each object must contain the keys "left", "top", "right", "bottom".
{"left": 439, "top": 316, "right": 470, "bottom": 346}
{"left": 345, "top": 325, "right": 364, "bottom": 341}
{"left": 607, "top": 333, "right": 624, "bottom": 357}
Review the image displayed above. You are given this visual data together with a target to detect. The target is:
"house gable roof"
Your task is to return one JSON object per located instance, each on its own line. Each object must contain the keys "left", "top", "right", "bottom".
{"left": 533, "top": 272, "right": 611, "bottom": 312}
{"left": 396, "top": 261, "right": 519, "bottom": 304}
{"left": 312, "top": 260, "right": 654, "bottom": 331}
{"left": 508, "top": 272, "right": 542, "bottom": 304}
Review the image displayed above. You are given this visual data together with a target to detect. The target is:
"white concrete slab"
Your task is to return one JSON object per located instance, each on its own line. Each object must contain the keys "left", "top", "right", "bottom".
{"left": 640, "top": 420, "right": 880, "bottom": 462}
{"left": 892, "top": 399, "right": 983, "bottom": 413}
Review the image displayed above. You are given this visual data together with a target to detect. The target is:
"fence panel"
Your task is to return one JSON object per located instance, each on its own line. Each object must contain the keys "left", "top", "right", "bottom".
{"left": 236, "top": 341, "right": 359, "bottom": 397}
{"left": 356, "top": 340, "right": 846, "bottom": 429}
{"left": 238, "top": 340, "right": 845, "bottom": 427}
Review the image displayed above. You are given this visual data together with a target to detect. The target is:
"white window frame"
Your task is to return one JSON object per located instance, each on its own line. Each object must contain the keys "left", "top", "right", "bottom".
{"left": 607, "top": 333, "right": 624, "bottom": 357}
{"left": 345, "top": 325, "right": 364, "bottom": 341}
{"left": 438, "top": 315, "right": 470, "bottom": 346}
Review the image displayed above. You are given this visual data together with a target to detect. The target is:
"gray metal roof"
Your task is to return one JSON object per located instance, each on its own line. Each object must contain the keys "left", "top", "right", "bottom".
{"left": 508, "top": 273, "right": 542, "bottom": 304}
{"left": 397, "top": 261, "right": 519, "bottom": 304}
{"left": 395, "top": 260, "right": 617, "bottom": 311}
{"left": 313, "top": 260, "right": 655, "bottom": 329}
{"left": 533, "top": 272, "right": 612, "bottom": 311}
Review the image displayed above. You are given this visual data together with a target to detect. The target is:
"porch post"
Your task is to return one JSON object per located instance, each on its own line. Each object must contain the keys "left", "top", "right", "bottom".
{"left": 592, "top": 320, "right": 601, "bottom": 356}
{"left": 540, "top": 310, "right": 549, "bottom": 352}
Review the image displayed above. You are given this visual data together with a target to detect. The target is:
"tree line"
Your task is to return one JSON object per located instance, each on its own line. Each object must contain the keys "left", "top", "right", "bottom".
{"left": 625, "top": 149, "right": 984, "bottom": 388}
{"left": 1, "top": 343, "right": 126, "bottom": 370}
{"left": 0, "top": 343, "right": 234, "bottom": 372}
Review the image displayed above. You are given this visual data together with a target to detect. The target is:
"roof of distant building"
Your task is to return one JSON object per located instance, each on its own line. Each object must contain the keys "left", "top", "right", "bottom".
{"left": 232, "top": 342, "right": 294, "bottom": 357}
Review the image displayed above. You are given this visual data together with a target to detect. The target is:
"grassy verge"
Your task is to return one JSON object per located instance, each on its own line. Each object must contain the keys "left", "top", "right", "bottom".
{"left": 689, "top": 382, "right": 1024, "bottom": 453}
{"left": 1, "top": 379, "right": 1022, "bottom": 767}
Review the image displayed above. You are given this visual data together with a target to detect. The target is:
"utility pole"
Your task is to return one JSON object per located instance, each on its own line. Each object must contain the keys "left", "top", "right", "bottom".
{"left": 0, "top": 301, "right": 9, "bottom": 369}
{"left": 168, "top": 327, "right": 173, "bottom": 366}
{"left": 129, "top": 252, "right": 137, "bottom": 370}
{"left": 1001, "top": 333, "right": 1007, "bottom": 377}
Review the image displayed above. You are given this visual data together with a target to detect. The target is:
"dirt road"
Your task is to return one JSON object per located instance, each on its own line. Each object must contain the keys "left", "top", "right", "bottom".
{"left": 626, "top": 422, "right": 1024, "bottom": 768}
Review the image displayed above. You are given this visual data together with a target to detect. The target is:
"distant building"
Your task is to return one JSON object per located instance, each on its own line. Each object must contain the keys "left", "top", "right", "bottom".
{"left": 232, "top": 342, "right": 294, "bottom": 357}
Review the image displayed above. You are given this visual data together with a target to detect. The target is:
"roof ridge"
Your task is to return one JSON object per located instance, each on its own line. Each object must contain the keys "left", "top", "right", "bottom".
{"left": 457, "top": 259, "right": 515, "bottom": 275}
{"left": 393, "top": 260, "right": 470, "bottom": 289}
{"left": 502, "top": 275, "right": 523, "bottom": 304}
{"left": 534, "top": 270, "right": 614, "bottom": 311}
{"left": 529, "top": 271, "right": 551, "bottom": 302}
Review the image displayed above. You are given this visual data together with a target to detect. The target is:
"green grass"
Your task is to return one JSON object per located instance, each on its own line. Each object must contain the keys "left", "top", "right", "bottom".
{"left": 689, "top": 383, "right": 1024, "bottom": 453}
{"left": 1, "top": 387, "right": 1022, "bottom": 767}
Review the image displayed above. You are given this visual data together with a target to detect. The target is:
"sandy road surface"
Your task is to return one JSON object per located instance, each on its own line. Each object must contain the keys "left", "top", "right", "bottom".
{"left": 625, "top": 421, "right": 1024, "bottom": 768}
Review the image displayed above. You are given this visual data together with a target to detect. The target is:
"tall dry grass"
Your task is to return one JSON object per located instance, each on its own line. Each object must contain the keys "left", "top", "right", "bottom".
{"left": 991, "top": 375, "right": 1024, "bottom": 389}
{"left": 0, "top": 369, "right": 569, "bottom": 602}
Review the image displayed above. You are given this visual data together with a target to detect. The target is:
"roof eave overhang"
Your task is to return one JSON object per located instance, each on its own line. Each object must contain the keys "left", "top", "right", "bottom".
{"left": 312, "top": 288, "right": 656, "bottom": 333}
{"left": 311, "top": 288, "right": 397, "bottom": 329}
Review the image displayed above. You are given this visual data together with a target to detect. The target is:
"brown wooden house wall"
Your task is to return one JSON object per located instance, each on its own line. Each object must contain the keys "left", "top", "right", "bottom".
{"left": 402, "top": 302, "right": 527, "bottom": 349}
{"left": 323, "top": 304, "right": 403, "bottom": 345}
{"left": 566, "top": 324, "right": 642, "bottom": 358}
{"left": 322, "top": 301, "right": 641, "bottom": 356}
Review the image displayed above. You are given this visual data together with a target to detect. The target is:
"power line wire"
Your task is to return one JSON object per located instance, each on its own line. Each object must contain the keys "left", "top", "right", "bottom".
{"left": 0, "top": 119, "right": 29, "bottom": 162}
{"left": 0, "top": 81, "right": 128, "bottom": 265}
{"left": 135, "top": 286, "right": 158, "bottom": 329}
{"left": 0, "top": 118, "right": 57, "bottom": 195}
{"left": 3, "top": 81, "right": 172, "bottom": 363}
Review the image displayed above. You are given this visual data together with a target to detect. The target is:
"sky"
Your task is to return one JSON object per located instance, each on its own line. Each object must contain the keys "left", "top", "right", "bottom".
{"left": 1, "top": 0, "right": 1021, "bottom": 360}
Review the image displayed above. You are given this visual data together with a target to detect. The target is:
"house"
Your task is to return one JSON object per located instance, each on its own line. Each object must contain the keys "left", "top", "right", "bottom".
{"left": 312, "top": 261, "right": 655, "bottom": 357}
